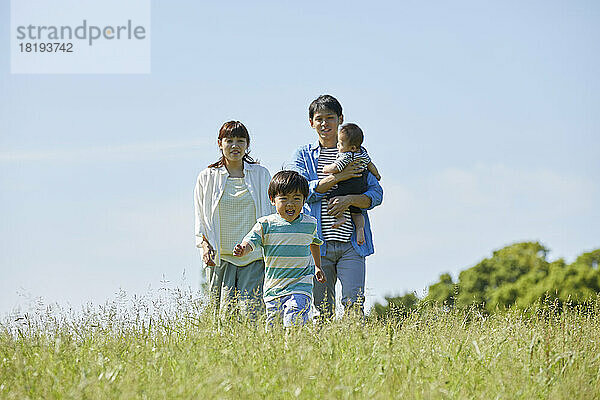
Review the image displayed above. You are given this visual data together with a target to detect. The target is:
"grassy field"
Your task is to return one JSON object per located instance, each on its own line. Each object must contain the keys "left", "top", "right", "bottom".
{"left": 1, "top": 291, "right": 599, "bottom": 399}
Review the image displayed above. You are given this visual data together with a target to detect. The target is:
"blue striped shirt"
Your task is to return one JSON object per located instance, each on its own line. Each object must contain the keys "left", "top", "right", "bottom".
{"left": 243, "top": 213, "right": 323, "bottom": 302}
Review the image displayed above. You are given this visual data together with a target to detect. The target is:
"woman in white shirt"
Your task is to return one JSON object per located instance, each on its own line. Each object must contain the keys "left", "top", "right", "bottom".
{"left": 194, "top": 121, "right": 273, "bottom": 318}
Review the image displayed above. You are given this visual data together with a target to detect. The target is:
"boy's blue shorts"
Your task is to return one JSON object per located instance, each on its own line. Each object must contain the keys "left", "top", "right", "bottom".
{"left": 265, "top": 293, "right": 311, "bottom": 328}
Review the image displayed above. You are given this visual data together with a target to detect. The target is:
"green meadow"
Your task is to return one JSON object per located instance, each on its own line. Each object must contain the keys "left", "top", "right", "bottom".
{"left": 1, "top": 291, "right": 599, "bottom": 399}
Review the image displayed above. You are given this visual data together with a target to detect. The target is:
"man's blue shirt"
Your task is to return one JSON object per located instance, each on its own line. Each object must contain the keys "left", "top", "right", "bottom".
{"left": 288, "top": 142, "right": 383, "bottom": 257}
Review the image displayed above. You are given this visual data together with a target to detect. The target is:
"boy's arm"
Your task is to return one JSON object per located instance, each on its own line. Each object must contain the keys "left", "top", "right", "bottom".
{"left": 310, "top": 244, "right": 326, "bottom": 283}
{"left": 233, "top": 241, "right": 252, "bottom": 257}
{"left": 234, "top": 221, "right": 264, "bottom": 257}
{"left": 367, "top": 161, "right": 381, "bottom": 181}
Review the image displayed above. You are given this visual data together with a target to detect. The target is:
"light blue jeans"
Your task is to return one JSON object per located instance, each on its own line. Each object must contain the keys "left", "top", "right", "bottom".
{"left": 313, "top": 241, "right": 366, "bottom": 317}
{"left": 265, "top": 293, "right": 311, "bottom": 328}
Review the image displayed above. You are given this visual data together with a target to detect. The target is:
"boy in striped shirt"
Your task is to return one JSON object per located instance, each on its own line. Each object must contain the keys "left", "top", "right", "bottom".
{"left": 233, "top": 170, "right": 326, "bottom": 327}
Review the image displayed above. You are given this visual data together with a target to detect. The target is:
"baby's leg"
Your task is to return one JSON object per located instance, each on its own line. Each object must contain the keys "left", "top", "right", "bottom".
{"left": 332, "top": 214, "right": 348, "bottom": 229}
{"left": 351, "top": 212, "right": 366, "bottom": 245}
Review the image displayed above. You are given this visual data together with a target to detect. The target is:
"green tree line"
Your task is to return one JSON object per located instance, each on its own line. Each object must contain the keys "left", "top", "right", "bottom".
{"left": 373, "top": 242, "right": 600, "bottom": 316}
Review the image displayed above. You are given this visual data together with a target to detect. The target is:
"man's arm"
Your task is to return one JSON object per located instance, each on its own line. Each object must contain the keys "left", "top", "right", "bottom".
{"left": 288, "top": 146, "right": 324, "bottom": 204}
{"left": 327, "top": 173, "right": 383, "bottom": 217}
{"left": 315, "top": 161, "right": 364, "bottom": 194}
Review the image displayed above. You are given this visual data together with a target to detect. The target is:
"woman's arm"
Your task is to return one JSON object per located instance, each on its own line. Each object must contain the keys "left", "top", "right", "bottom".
{"left": 194, "top": 175, "right": 216, "bottom": 266}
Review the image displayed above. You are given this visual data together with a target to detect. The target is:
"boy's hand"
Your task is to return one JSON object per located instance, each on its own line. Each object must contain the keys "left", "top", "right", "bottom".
{"left": 315, "top": 267, "right": 326, "bottom": 283}
{"left": 233, "top": 242, "right": 249, "bottom": 257}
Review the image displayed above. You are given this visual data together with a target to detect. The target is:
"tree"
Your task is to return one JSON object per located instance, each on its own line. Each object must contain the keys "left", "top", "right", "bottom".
{"left": 371, "top": 243, "right": 600, "bottom": 315}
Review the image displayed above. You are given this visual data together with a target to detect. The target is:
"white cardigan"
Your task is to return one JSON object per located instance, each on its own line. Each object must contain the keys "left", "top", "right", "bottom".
{"left": 194, "top": 162, "right": 273, "bottom": 267}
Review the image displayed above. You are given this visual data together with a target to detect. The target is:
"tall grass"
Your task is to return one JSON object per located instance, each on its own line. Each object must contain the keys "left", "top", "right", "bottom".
{"left": 1, "top": 289, "right": 599, "bottom": 399}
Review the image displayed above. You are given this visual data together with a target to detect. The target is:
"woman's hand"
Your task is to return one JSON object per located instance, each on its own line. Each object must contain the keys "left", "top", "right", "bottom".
{"left": 333, "top": 160, "right": 363, "bottom": 183}
{"left": 201, "top": 238, "right": 216, "bottom": 266}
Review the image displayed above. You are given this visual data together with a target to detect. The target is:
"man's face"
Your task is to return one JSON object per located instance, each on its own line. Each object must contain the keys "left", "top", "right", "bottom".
{"left": 271, "top": 190, "right": 305, "bottom": 222}
{"left": 310, "top": 109, "right": 343, "bottom": 148}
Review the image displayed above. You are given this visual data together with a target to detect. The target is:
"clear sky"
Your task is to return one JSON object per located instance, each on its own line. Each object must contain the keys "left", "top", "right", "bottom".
{"left": 1, "top": 0, "right": 599, "bottom": 315}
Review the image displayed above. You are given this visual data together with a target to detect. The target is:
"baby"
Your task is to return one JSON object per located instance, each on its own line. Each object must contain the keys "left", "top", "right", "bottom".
{"left": 322, "top": 123, "right": 381, "bottom": 245}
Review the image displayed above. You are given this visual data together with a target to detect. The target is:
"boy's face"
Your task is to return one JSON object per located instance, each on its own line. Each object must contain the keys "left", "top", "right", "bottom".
{"left": 271, "top": 190, "right": 305, "bottom": 222}
{"left": 310, "top": 109, "right": 343, "bottom": 148}
{"left": 336, "top": 132, "right": 358, "bottom": 153}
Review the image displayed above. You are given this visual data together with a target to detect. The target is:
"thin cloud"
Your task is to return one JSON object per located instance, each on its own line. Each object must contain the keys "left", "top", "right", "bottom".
{"left": 0, "top": 138, "right": 211, "bottom": 163}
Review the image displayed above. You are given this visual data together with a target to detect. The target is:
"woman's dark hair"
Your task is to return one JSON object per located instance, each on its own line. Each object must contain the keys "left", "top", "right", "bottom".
{"left": 208, "top": 121, "right": 258, "bottom": 168}
{"left": 268, "top": 170, "right": 309, "bottom": 202}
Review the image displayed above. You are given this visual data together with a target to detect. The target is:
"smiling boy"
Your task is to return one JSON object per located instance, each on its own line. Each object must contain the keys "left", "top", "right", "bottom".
{"left": 233, "top": 170, "right": 326, "bottom": 327}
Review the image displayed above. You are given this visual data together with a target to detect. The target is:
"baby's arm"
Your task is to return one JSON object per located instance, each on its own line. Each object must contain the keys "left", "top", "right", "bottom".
{"left": 233, "top": 241, "right": 252, "bottom": 257}
{"left": 310, "top": 244, "right": 326, "bottom": 283}
{"left": 322, "top": 162, "right": 341, "bottom": 174}
{"left": 367, "top": 161, "right": 381, "bottom": 181}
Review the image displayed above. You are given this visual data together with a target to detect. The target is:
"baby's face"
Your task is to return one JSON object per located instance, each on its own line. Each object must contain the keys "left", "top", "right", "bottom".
{"left": 336, "top": 132, "right": 356, "bottom": 153}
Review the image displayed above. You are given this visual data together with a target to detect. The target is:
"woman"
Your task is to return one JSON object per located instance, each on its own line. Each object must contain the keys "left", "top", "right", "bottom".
{"left": 194, "top": 121, "right": 272, "bottom": 318}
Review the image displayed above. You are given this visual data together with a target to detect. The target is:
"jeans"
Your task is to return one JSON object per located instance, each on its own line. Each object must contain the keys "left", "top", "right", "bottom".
{"left": 313, "top": 241, "right": 366, "bottom": 317}
{"left": 265, "top": 293, "right": 311, "bottom": 328}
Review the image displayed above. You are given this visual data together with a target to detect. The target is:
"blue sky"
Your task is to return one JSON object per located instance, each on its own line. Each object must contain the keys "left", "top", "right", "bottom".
{"left": 1, "top": 0, "right": 599, "bottom": 314}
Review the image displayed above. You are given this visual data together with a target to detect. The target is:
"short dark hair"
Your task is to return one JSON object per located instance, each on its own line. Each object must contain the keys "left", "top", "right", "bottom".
{"left": 308, "top": 94, "right": 343, "bottom": 120}
{"left": 268, "top": 170, "right": 309, "bottom": 201}
{"left": 339, "top": 123, "right": 364, "bottom": 148}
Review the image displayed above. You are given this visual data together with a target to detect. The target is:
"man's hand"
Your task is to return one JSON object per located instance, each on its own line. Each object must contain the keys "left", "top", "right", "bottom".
{"left": 315, "top": 267, "right": 326, "bottom": 283}
{"left": 233, "top": 242, "right": 250, "bottom": 257}
{"left": 327, "top": 195, "right": 353, "bottom": 218}
{"left": 333, "top": 160, "right": 363, "bottom": 183}
{"left": 201, "top": 238, "right": 216, "bottom": 266}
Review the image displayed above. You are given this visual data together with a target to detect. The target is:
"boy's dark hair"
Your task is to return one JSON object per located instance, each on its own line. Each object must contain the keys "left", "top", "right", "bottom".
{"left": 308, "top": 94, "right": 343, "bottom": 120}
{"left": 339, "top": 123, "right": 364, "bottom": 148}
{"left": 268, "top": 170, "right": 309, "bottom": 201}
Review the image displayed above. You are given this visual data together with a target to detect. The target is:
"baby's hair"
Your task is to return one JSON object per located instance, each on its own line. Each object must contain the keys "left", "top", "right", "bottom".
{"left": 309, "top": 94, "right": 343, "bottom": 120}
{"left": 339, "top": 123, "right": 364, "bottom": 148}
{"left": 268, "top": 170, "right": 309, "bottom": 201}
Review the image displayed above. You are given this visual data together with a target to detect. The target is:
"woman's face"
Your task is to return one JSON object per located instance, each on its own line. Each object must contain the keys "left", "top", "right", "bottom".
{"left": 218, "top": 136, "right": 248, "bottom": 163}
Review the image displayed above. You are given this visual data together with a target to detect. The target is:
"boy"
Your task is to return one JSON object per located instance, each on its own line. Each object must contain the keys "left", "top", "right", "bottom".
{"left": 287, "top": 94, "right": 383, "bottom": 318}
{"left": 233, "top": 170, "right": 326, "bottom": 327}
{"left": 322, "top": 123, "right": 381, "bottom": 245}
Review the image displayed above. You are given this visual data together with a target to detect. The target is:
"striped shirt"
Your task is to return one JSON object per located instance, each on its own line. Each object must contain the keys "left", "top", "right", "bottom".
{"left": 334, "top": 146, "right": 371, "bottom": 172}
{"left": 318, "top": 147, "right": 353, "bottom": 242}
{"left": 243, "top": 213, "right": 323, "bottom": 302}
